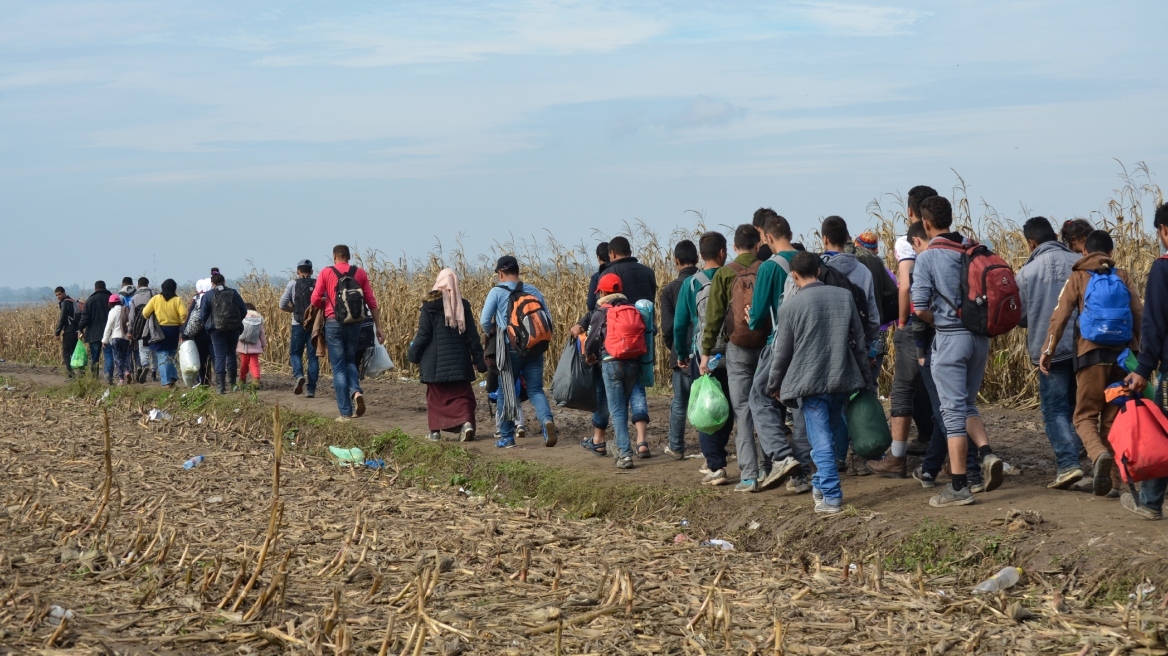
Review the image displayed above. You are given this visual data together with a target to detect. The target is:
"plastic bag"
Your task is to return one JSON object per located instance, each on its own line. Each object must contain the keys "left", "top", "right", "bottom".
{"left": 70, "top": 340, "right": 88, "bottom": 369}
{"left": 635, "top": 300, "right": 655, "bottom": 388}
{"left": 552, "top": 337, "right": 596, "bottom": 411}
{"left": 365, "top": 343, "right": 394, "bottom": 378}
{"left": 688, "top": 374, "right": 729, "bottom": 433}
{"left": 179, "top": 340, "right": 200, "bottom": 375}
{"left": 847, "top": 388, "right": 892, "bottom": 459}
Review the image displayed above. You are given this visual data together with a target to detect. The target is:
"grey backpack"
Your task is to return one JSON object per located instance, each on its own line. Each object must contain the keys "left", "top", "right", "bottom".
{"left": 692, "top": 272, "right": 726, "bottom": 357}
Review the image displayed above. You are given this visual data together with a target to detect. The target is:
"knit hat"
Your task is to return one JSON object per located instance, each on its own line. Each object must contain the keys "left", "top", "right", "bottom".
{"left": 856, "top": 230, "right": 879, "bottom": 253}
{"left": 597, "top": 273, "right": 622, "bottom": 294}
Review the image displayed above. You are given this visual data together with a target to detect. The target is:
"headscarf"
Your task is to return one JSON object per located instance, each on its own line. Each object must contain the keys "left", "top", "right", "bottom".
{"left": 160, "top": 279, "right": 177, "bottom": 301}
{"left": 195, "top": 278, "right": 212, "bottom": 296}
{"left": 432, "top": 268, "right": 465, "bottom": 333}
{"left": 856, "top": 230, "right": 879, "bottom": 253}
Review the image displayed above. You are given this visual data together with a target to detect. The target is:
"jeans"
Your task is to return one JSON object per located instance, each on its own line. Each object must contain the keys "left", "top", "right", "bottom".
{"left": 209, "top": 329, "right": 241, "bottom": 377}
{"left": 138, "top": 342, "right": 157, "bottom": 373}
{"left": 668, "top": 367, "right": 692, "bottom": 453}
{"left": 103, "top": 344, "right": 115, "bottom": 380}
{"left": 1038, "top": 359, "right": 1082, "bottom": 473}
{"left": 802, "top": 393, "right": 848, "bottom": 503}
{"left": 88, "top": 341, "right": 103, "bottom": 375}
{"left": 497, "top": 350, "right": 554, "bottom": 440}
{"left": 593, "top": 375, "right": 649, "bottom": 429}
{"left": 290, "top": 324, "right": 319, "bottom": 393}
{"left": 157, "top": 349, "right": 178, "bottom": 386}
{"left": 726, "top": 343, "right": 763, "bottom": 481}
{"left": 920, "top": 355, "right": 982, "bottom": 480}
{"left": 750, "top": 343, "right": 794, "bottom": 465}
{"left": 693, "top": 360, "right": 735, "bottom": 472}
{"left": 602, "top": 360, "right": 645, "bottom": 458}
{"left": 1140, "top": 477, "right": 1167, "bottom": 514}
{"left": 930, "top": 332, "right": 990, "bottom": 436}
{"left": 110, "top": 339, "right": 133, "bottom": 381}
{"left": 325, "top": 320, "right": 362, "bottom": 417}
{"left": 61, "top": 333, "right": 78, "bottom": 377}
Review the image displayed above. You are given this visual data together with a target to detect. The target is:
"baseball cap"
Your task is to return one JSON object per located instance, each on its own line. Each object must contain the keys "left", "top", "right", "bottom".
{"left": 297, "top": 259, "right": 313, "bottom": 269}
{"left": 597, "top": 273, "right": 622, "bottom": 294}
{"left": 494, "top": 255, "right": 519, "bottom": 273}
{"left": 108, "top": 294, "right": 121, "bottom": 304}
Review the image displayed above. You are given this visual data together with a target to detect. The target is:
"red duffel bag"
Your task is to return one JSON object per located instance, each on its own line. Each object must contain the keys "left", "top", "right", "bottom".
{"left": 1109, "top": 397, "right": 1168, "bottom": 485}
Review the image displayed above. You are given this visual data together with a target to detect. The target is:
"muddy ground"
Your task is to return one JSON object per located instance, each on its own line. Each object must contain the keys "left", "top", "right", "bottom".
{"left": 2, "top": 362, "right": 1168, "bottom": 653}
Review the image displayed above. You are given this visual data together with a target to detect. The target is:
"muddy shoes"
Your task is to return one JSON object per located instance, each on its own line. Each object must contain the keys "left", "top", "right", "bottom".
{"left": 1092, "top": 453, "right": 1115, "bottom": 497}
{"left": 760, "top": 456, "right": 800, "bottom": 491}
{"left": 866, "top": 454, "right": 907, "bottom": 478}
{"left": 459, "top": 423, "right": 475, "bottom": 442}
{"left": 1120, "top": 493, "right": 1163, "bottom": 520}
{"left": 702, "top": 469, "right": 729, "bottom": 486}
{"left": 981, "top": 453, "right": 1004, "bottom": 492}
{"left": 1047, "top": 468, "right": 1084, "bottom": 490}
{"left": 929, "top": 484, "right": 975, "bottom": 507}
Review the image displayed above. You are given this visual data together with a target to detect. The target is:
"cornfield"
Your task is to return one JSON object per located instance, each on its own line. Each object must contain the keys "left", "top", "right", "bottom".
{"left": 2, "top": 163, "right": 1162, "bottom": 404}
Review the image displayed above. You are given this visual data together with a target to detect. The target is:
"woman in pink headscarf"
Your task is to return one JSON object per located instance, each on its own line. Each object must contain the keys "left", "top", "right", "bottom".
{"left": 407, "top": 268, "right": 488, "bottom": 442}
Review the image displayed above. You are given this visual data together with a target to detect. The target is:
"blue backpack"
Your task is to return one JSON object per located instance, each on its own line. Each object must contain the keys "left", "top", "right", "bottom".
{"left": 1079, "top": 269, "right": 1132, "bottom": 345}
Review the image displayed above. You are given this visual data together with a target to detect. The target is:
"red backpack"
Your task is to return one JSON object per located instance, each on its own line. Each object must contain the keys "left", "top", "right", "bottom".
{"left": 603, "top": 304, "right": 647, "bottom": 360}
{"left": 930, "top": 239, "right": 1021, "bottom": 337}
{"left": 1109, "top": 398, "right": 1168, "bottom": 487}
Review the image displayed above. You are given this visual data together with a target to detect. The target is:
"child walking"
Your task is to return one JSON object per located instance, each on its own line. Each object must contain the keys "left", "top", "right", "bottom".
{"left": 101, "top": 293, "right": 133, "bottom": 385}
{"left": 236, "top": 303, "right": 268, "bottom": 387}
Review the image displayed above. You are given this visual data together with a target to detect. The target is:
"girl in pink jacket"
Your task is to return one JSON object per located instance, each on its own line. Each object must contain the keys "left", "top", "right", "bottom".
{"left": 236, "top": 303, "right": 267, "bottom": 387}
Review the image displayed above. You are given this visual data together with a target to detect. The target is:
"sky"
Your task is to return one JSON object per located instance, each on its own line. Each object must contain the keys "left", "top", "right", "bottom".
{"left": 2, "top": 1, "right": 1166, "bottom": 288}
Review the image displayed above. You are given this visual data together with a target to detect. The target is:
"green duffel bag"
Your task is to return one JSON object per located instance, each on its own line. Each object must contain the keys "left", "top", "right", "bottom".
{"left": 70, "top": 340, "right": 88, "bottom": 369}
{"left": 847, "top": 388, "right": 891, "bottom": 459}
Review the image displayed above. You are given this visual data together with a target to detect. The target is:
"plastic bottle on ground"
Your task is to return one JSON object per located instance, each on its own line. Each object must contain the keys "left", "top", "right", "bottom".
{"left": 183, "top": 455, "right": 205, "bottom": 470}
{"left": 972, "top": 567, "right": 1021, "bottom": 594}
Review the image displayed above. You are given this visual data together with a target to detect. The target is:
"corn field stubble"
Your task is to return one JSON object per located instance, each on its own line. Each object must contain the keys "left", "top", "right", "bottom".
{"left": 1, "top": 165, "right": 1162, "bottom": 405}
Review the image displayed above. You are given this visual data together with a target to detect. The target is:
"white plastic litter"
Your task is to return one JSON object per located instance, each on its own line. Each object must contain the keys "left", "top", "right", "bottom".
{"left": 47, "top": 606, "right": 74, "bottom": 625}
{"left": 148, "top": 409, "right": 172, "bottom": 421}
{"left": 700, "top": 539, "right": 735, "bottom": 551}
{"left": 973, "top": 567, "right": 1021, "bottom": 594}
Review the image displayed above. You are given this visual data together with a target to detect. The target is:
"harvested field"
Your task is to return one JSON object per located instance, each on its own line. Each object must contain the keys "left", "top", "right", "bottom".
{"left": 2, "top": 375, "right": 1168, "bottom": 654}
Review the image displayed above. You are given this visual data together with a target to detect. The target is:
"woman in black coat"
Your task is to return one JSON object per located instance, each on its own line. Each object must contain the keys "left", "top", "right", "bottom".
{"left": 407, "top": 269, "right": 487, "bottom": 441}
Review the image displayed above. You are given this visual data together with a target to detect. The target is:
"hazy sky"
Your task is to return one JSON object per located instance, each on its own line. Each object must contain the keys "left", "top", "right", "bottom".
{"left": 2, "top": 1, "right": 1165, "bottom": 288}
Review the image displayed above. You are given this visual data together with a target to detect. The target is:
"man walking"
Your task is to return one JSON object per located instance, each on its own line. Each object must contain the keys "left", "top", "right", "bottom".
{"left": 311, "top": 245, "right": 383, "bottom": 420}
{"left": 281, "top": 259, "right": 319, "bottom": 398}
{"left": 660, "top": 240, "right": 699, "bottom": 459}
{"left": 131, "top": 277, "right": 156, "bottom": 383}
{"left": 77, "top": 281, "right": 112, "bottom": 376}
{"left": 54, "top": 287, "right": 81, "bottom": 379}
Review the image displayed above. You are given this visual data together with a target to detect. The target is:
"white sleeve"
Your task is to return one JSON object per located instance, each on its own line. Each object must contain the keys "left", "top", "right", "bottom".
{"left": 894, "top": 236, "right": 916, "bottom": 263}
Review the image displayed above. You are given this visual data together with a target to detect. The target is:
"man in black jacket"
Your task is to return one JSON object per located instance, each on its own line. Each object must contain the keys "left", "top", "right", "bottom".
{"left": 659, "top": 240, "right": 699, "bottom": 459}
{"left": 77, "top": 281, "right": 112, "bottom": 376}
{"left": 54, "top": 287, "right": 80, "bottom": 379}
{"left": 585, "top": 242, "right": 610, "bottom": 312}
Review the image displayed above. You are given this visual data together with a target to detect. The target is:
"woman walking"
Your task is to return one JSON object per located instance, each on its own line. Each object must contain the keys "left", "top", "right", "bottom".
{"left": 141, "top": 279, "right": 188, "bottom": 387}
{"left": 407, "top": 268, "right": 487, "bottom": 441}
{"left": 199, "top": 273, "right": 248, "bottom": 394}
{"left": 186, "top": 278, "right": 214, "bottom": 386}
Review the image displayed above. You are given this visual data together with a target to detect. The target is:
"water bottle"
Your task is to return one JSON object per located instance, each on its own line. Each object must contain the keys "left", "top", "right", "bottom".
{"left": 972, "top": 566, "right": 1021, "bottom": 594}
{"left": 707, "top": 354, "right": 723, "bottom": 372}
{"left": 183, "top": 455, "right": 205, "bottom": 470}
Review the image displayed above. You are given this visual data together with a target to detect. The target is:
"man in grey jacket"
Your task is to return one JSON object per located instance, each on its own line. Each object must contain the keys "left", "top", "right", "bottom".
{"left": 820, "top": 216, "right": 881, "bottom": 344}
{"left": 131, "top": 277, "right": 156, "bottom": 383}
{"left": 768, "top": 252, "right": 873, "bottom": 515}
{"left": 1017, "top": 217, "right": 1083, "bottom": 490}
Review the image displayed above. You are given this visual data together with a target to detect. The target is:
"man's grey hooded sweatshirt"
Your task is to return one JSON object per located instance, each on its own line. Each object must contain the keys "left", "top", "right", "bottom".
{"left": 822, "top": 252, "right": 880, "bottom": 342}
{"left": 766, "top": 282, "right": 873, "bottom": 407}
{"left": 1016, "top": 240, "right": 1078, "bottom": 365}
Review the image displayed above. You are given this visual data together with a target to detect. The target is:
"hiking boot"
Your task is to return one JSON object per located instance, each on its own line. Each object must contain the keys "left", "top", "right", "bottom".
{"left": 866, "top": 454, "right": 907, "bottom": 478}
{"left": 459, "top": 423, "right": 475, "bottom": 442}
{"left": 734, "top": 479, "right": 759, "bottom": 493}
{"left": 1092, "top": 453, "right": 1114, "bottom": 497}
{"left": 294, "top": 376, "right": 306, "bottom": 395}
{"left": 787, "top": 475, "right": 812, "bottom": 494}
{"left": 849, "top": 454, "right": 871, "bottom": 476}
{"left": 495, "top": 436, "right": 516, "bottom": 449}
{"left": 543, "top": 420, "right": 557, "bottom": 447}
{"left": 516, "top": 424, "right": 526, "bottom": 438}
{"left": 814, "top": 499, "right": 842, "bottom": 515}
{"left": 215, "top": 374, "right": 227, "bottom": 395}
{"left": 615, "top": 456, "right": 634, "bottom": 469}
{"left": 427, "top": 431, "right": 441, "bottom": 442}
{"left": 663, "top": 446, "right": 684, "bottom": 461}
{"left": 981, "top": 453, "right": 1004, "bottom": 492}
{"left": 929, "top": 484, "right": 975, "bottom": 508}
{"left": 1047, "top": 468, "right": 1084, "bottom": 490}
{"left": 760, "top": 456, "right": 800, "bottom": 491}
{"left": 1120, "top": 493, "right": 1162, "bottom": 520}
{"left": 701, "top": 469, "right": 729, "bottom": 486}
{"left": 352, "top": 392, "right": 366, "bottom": 417}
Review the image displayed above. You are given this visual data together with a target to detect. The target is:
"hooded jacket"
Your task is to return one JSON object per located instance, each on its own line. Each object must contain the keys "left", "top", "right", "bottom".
{"left": 131, "top": 287, "right": 154, "bottom": 311}
{"left": 236, "top": 310, "right": 268, "bottom": 355}
{"left": 56, "top": 296, "right": 79, "bottom": 336}
{"left": 408, "top": 292, "right": 486, "bottom": 384}
{"left": 1016, "top": 240, "right": 1079, "bottom": 364}
{"left": 822, "top": 251, "right": 880, "bottom": 341}
{"left": 1044, "top": 251, "right": 1143, "bottom": 365}
{"left": 78, "top": 289, "right": 112, "bottom": 344}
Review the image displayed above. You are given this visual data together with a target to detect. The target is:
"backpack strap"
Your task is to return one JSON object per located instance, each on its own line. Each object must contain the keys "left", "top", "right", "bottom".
{"left": 727, "top": 261, "right": 746, "bottom": 275}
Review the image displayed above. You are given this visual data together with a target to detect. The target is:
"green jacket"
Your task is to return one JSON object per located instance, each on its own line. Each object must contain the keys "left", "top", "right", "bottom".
{"left": 673, "top": 266, "right": 720, "bottom": 361}
{"left": 701, "top": 252, "right": 757, "bottom": 354}
{"left": 749, "top": 251, "right": 798, "bottom": 344}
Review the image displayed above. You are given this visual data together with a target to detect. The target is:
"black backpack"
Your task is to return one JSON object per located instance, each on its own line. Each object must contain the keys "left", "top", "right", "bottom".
{"left": 818, "top": 264, "right": 871, "bottom": 329}
{"left": 212, "top": 287, "right": 243, "bottom": 332}
{"left": 331, "top": 266, "right": 367, "bottom": 324}
{"left": 292, "top": 277, "right": 316, "bottom": 324}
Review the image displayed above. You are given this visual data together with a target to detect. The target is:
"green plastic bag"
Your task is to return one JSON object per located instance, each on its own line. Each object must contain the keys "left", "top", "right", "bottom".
{"left": 688, "top": 374, "right": 729, "bottom": 434}
{"left": 846, "top": 389, "right": 892, "bottom": 459}
{"left": 70, "top": 340, "right": 88, "bottom": 369}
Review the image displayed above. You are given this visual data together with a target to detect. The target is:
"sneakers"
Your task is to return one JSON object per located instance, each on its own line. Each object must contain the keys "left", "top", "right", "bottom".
{"left": 351, "top": 392, "right": 366, "bottom": 418}
{"left": 812, "top": 487, "right": 824, "bottom": 503}
{"left": 543, "top": 420, "right": 557, "bottom": 447}
{"left": 516, "top": 424, "right": 527, "bottom": 438}
{"left": 615, "top": 456, "right": 634, "bottom": 470}
{"left": 305, "top": 390, "right": 315, "bottom": 398}
{"left": 865, "top": 454, "right": 907, "bottom": 478}
{"left": 427, "top": 431, "right": 442, "bottom": 442}
{"left": 335, "top": 415, "right": 353, "bottom": 423}
{"left": 294, "top": 376, "right": 306, "bottom": 395}
{"left": 912, "top": 466, "right": 937, "bottom": 489}
{"left": 663, "top": 446, "right": 684, "bottom": 461}
{"left": 495, "top": 436, "right": 516, "bottom": 449}
{"left": 701, "top": 469, "right": 730, "bottom": 486}
{"left": 787, "top": 475, "right": 812, "bottom": 494}
{"left": 1047, "top": 467, "right": 1084, "bottom": 490}
{"left": 1092, "top": 453, "right": 1114, "bottom": 497}
{"left": 1120, "top": 493, "right": 1162, "bottom": 520}
{"left": 1107, "top": 488, "right": 1121, "bottom": 499}
{"left": 929, "top": 484, "right": 975, "bottom": 507}
{"left": 981, "top": 453, "right": 1004, "bottom": 492}
{"left": 698, "top": 464, "right": 712, "bottom": 475}
{"left": 814, "top": 499, "right": 843, "bottom": 515}
{"left": 969, "top": 479, "right": 986, "bottom": 494}
{"left": 460, "top": 423, "right": 475, "bottom": 442}
{"left": 760, "top": 456, "right": 800, "bottom": 491}
{"left": 734, "top": 479, "right": 759, "bottom": 493}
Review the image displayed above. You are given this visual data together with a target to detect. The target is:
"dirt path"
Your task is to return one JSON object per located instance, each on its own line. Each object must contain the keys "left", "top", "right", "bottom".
{"left": 5, "top": 361, "right": 1167, "bottom": 584}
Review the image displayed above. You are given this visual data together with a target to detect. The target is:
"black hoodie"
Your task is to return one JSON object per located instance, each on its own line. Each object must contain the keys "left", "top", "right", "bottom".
{"left": 78, "top": 289, "right": 112, "bottom": 344}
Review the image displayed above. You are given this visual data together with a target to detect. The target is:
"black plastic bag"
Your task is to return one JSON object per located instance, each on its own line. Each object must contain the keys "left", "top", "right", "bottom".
{"left": 551, "top": 338, "right": 596, "bottom": 412}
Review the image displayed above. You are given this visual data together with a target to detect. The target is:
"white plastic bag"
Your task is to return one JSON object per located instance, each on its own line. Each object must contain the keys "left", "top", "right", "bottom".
{"left": 365, "top": 343, "right": 394, "bottom": 378}
{"left": 179, "top": 340, "right": 200, "bottom": 374}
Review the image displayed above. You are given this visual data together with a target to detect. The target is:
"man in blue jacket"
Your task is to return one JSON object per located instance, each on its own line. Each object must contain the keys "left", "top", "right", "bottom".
{"left": 1123, "top": 204, "right": 1168, "bottom": 520}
